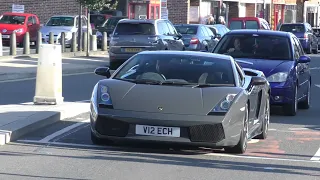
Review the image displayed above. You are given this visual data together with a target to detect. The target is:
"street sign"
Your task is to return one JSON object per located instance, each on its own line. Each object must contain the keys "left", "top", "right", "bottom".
{"left": 12, "top": 4, "right": 24, "bottom": 13}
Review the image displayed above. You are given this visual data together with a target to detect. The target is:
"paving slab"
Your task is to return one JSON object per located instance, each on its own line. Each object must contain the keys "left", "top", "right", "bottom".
{"left": 0, "top": 102, "right": 90, "bottom": 145}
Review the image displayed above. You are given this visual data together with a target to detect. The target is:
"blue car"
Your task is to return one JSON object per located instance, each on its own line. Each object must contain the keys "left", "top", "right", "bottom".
{"left": 212, "top": 30, "right": 311, "bottom": 116}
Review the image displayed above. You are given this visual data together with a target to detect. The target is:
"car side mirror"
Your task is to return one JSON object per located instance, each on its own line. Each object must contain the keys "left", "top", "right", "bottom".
{"left": 177, "top": 33, "right": 183, "bottom": 39}
{"left": 298, "top": 55, "right": 311, "bottom": 63}
{"left": 94, "top": 67, "right": 111, "bottom": 78}
{"left": 216, "top": 33, "right": 222, "bottom": 39}
{"left": 250, "top": 76, "right": 267, "bottom": 86}
{"left": 27, "top": 22, "right": 33, "bottom": 26}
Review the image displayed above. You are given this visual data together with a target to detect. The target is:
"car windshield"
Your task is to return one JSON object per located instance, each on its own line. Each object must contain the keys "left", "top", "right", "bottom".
{"left": 175, "top": 26, "right": 198, "bottom": 35}
{"left": 245, "top": 20, "right": 259, "bottom": 29}
{"left": 0, "top": 15, "right": 26, "bottom": 25}
{"left": 46, "top": 17, "right": 74, "bottom": 26}
{"left": 90, "top": 15, "right": 106, "bottom": 27}
{"left": 213, "top": 34, "right": 292, "bottom": 60}
{"left": 280, "top": 24, "right": 305, "bottom": 33}
{"left": 229, "top": 21, "right": 242, "bottom": 30}
{"left": 113, "top": 54, "right": 235, "bottom": 87}
{"left": 114, "top": 23, "right": 155, "bottom": 35}
{"left": 102, "top": 17, "right": 123, "bottom": 29}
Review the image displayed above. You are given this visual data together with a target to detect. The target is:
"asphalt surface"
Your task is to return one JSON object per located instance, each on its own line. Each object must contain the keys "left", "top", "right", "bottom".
{"left": 0, "top": 55, "right": 320, "bottom": 179}
{"left": 2, "top": 45, "right": 75, "bottom": 56}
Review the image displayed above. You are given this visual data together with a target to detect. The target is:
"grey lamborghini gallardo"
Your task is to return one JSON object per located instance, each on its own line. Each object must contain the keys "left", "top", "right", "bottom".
{"left": 90, "top": 51, "right": 271, "bottom": 154}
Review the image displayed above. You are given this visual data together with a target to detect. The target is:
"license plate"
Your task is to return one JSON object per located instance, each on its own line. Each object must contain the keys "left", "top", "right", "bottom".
{"left": 135, "top": 125, "right": 180, "bottom": 137}
{"left": 2, "top": 35, "right": 10, "bottom": 38}
{"left": 124, "top": 48, "right": 142, "bottom": 53}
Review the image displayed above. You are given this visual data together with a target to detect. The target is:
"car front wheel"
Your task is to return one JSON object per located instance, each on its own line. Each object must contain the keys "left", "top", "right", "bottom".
{"left": 283, "top": 85, "right": 297, "bottom": 116}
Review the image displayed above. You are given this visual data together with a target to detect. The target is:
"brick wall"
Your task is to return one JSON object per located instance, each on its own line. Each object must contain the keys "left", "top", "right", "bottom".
{"left": 228, "top": 2, "right": 239, "bottom": 20}
{"left": 0, "top": 0, "right": 81, "bottom": 24}
{"left": 246, "top": 3, "right": 255, "bottom": 17}
{"left": 167, "top": 0, "right": 190, "bottom": 24}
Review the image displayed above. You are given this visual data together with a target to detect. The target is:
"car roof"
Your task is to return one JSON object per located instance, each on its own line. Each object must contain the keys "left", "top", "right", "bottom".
{"left": 50, "top": 15, "right": 78, "bottom": 18}
{"left": 227, "top": 29, "right": 291, "bottom": 37}
{"left": 118, "top": 19, "right": 162, "bottom": 24}
{"left": 138, "top": 50, "right": 233, "bottom": 61}
{"left": 3, "top": 12, "right": 36, "bottom": 16}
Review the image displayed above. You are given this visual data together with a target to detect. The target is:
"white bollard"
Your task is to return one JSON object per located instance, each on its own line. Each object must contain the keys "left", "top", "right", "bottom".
{"left": 34, "top": 44, "right": 64, "bottom": 105}
{"left": 0, "top": 33, "right": 2, "bottom": 56}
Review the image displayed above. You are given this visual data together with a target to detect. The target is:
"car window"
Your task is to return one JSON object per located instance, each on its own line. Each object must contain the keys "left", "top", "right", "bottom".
{"left": 157, "top": 22, "right": 170, "bottom": 35}
{"left": 213, "top": 34, "right": 293, "bottom": 60}
{"left": 229, "top": 21, "right": 242, "bottom": 30}
{"left": 27, "top": 16, "right": 33, "bottom": 24}
{"left": 293, "top": 37, "right": 304, "bottom": 56}
{"left": 166, "top": 22, "right": 178, "bottom": 36}
{"left": 201, "top": 26, "right": 209, "bottom": 36}
{"left": 234, "top": 61, "right": 244, "bottom": 86}
{"left": 204, "top": 26, "right": 214, "bottom": 36}
{"left": 280, "top": 24, "right": 306, "bottom": 33}
{"left": 245, "top": 20, "right": 259, "bottom": 29}
{"left": 32, "top": 16, "right": 37, "bottom": 24}
{"left": 46, "top": 16, "right": 74, "bottom": 26}
{"left": 208, "top": 27, "right": 217, "bottom": 35}
{"left": 103, "top": 17, "right": 123, "bottom": 29}
{"left": 174, "top": 25, "right": 198, "bottom": 35}
{"left": 113, "top": 54, "right": 235, "bottom": 86}
{"left": 292, "top": 38, "right": 300, "bottom": 60}
{"left": 0, "top": 15, "right": 26, "bottom": 25}
{"left": 90, "top": 14, "right": 106, "bottom": 27}
{"left": 114, "top": 22, "right": 155, "bottom": 35}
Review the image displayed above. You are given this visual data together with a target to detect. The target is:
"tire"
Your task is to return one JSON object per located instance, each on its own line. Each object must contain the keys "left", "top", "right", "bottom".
{"left": 91, "top": 131, "right": 113, "bottom": 145}
{"left": 299, "top": 81, "right": 310, "bottom": 109}
{"left": 255, "top": 97, "right": 270, "bottom": 139}
{"left": 283, "top": 85, "right": 298, "bottom": 116}
{"left": 312, "top": 47, "right": 318, "bottom": 54}
{"left": 224, "top": 104, "right": 249, "bottom": 154}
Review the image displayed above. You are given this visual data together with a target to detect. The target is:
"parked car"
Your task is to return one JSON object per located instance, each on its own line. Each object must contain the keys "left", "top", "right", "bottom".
{"left": 279, "top": 23, "right": 318, "bottom": 54}
{"left": 174, "top": 24, "right": 217, "bottom": 52}
{"left": 228, "top": 17, "right": 270, "bottom": 30}
{"left": 206, "top": 24, "right": 230, "bottom": 40}
{"left": 109, "top": 19, "right": 184, "bottom": 70}
{"left": 96, "top": 16, "right": 127, "bottom": 46}
{"left": 0, "top": 12, "right": 40, "bottom": 46}
{"left": 90, "top": 50, "right": 270, "bottom": 154}
{"left": 212, "top": 29, "right": 311, "bottom": 116}
{"left": 40, "top": 15, "right": 92, "bottom": 47}
{"left": 312, "top": 26, "right": 320, "bottom": 49}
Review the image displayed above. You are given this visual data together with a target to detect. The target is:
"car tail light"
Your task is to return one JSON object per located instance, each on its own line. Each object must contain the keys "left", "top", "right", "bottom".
{"left": 304, "top": 33, "right": 308, "bottom": 39}
{"left": 190, "top": 38, "right": 199, "bottom": 44}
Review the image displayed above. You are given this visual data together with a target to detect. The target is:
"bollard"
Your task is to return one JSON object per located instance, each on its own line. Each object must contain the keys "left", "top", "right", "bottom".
{"left": 36, "top": 31, "right": 42, "bottom": 54}
{"left": 60, "top": 32, "right": 65, "bottom": 53}
{"left": 23, "top": 32, "right": 30, "bottom": 54}
{"left": 90, "top": 35, "right": 97, "bottom": 51}
{"left": 10, "top": 32, "right": 17, "bottom": 56}
{"left": 71, "top": 32, "right": 77, "bottom": 52}
{"left": 49, "top": 32, "right": 54, "bottom": 44}
{"left": 83, "top": 32, "right": 88, "bottom": 52}
{"left": 34, "top": 44, "right": 64, "bottom": 105}
{"left": 102, "top": 32, "right": 108, "bottom": 51}
{"left": 0, "top": 33, "right": 2, "bottom": 56}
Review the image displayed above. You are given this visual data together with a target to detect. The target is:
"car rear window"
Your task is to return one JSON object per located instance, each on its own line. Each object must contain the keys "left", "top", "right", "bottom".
{"left": 114, "top": 22, "right": 155, "bottom": 35}
{"left": 174, "top": 26, "right": 198, "bottom": 35}
{"left": 280, "top": 24, "right": 306, "bottom": 33}
{"left": 245, "top": 20, "right": 259, "bottom": 29}
{"left": 229, "top": 21, "right": 242, "bottom": 30}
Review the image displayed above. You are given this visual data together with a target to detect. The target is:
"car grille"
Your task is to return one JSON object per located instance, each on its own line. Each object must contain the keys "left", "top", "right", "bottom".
{"left": 95, "top": 116, "right": 129, "bottom": 137}
{"left": 188, "top": 124, "right": 225, "bottom": 143}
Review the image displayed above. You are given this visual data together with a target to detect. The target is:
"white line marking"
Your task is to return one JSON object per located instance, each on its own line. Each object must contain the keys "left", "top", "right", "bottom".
{"left": 311, "top": 147, "right": 320, "bottom": 161}
{"left": 248, "top": 139, "right": 260, "bottom": 144}
{"left": 0, "top": 72, "right": 94, "bottom": 83}
{"left": 288, "top": 128, "right": 309, "bottom": 131}
{"left": 18, "top": 140, "right": 107, "bottom": 149}
{"left": 315, "top": 84, "right": 320, "bottom": 88}
{"left": 38, "top": 119, "right": 89, "bottom": 143}
{"left": 268, "top": 129, "right": 277, "bottom": 131}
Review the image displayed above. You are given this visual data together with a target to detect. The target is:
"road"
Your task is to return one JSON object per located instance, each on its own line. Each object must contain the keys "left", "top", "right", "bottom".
{"left": 1, "top": 45, "right": 74, "bottom": 56}
{"left": 0, "top": 55, "right": 319, "bottom": 179}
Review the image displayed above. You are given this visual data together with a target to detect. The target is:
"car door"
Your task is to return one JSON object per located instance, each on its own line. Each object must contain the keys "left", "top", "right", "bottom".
{"left": 203, "top": 26, "right": 216, "bottom": 51}
{"left": 292, "top": 37, "right": 306, "bottom": 98}
{"left": 165, "top": 21, "right": 184, "bottom": 50}
{"left": 156, "top": 21, "right": 174, "bottom": 50}
{"left": 293, "top": 36, "right": 310, "bottom": 97}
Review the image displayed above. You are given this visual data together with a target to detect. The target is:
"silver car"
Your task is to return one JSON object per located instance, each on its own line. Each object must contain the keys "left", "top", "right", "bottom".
{"left": 109, "top": 19, "right": 184, "bottom": 69}
{"left": 40, "top": 15, "right": 92, "bottom": 46}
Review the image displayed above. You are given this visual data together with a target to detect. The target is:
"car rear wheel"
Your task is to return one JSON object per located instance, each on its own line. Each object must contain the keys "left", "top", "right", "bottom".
{"left": 299, "top": 81, "right": 310, "bottom": 109}
{"left": 312, "top": 46, "right": 318, "bottom": 54}
{"left": 224, "top": 104, "right": 248, "bottom": 154}
{"left": 255, "top": 98, "right": 270, "bottom": 139}
{"left": 91, "top": 131, "right": 113, "bottom": 145}
{"left": 283, "top": 85, "right": 297, "bottom": 116}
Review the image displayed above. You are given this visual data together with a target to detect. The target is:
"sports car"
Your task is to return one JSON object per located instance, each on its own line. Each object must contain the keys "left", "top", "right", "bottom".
{"left": 90, "top": 51, "right": 271, "bottom": 154}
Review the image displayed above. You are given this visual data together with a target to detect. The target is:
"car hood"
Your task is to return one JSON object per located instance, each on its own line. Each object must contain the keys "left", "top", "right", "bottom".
{"left": 99, "top": 80, "right": 242, "bottom": 115}
{"left": 235, "top": 58, "right": 294, "bottom": 77}
{"left": 40, "top": 26, "right": 75, "bottom": 35}
{"left": 0, "top": 24, "right": 25, "bottom": 31}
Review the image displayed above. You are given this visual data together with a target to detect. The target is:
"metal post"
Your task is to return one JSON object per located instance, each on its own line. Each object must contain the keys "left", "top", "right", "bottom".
{"left": 86, "top": 8, "right": 90, "bottom": 57}
{"left": 83, "top": 32, "right": 88, "bottom": 53}
{"left": 0, "top": 33, "right": 2, "bottom": 56}
{"left": 36, "top": 31, "right": 41, "bottom": 54}
{"left": 102, "top": 32, "right": 108, "bottom": 51}
{"left": 23, "top": 32, "right": 30, "bottom": 54}
{"left": 317, "top": 3, "right": 319, "bottom": 27}
{"left": 78, "top": 4, "right": 83, "bottom": 51}
{"left": 10, "top": 32, "right": 16, "bottom": 56}
{"left": 263, "top": 0, "right": 266, "bottom": 20}
{"left": 49, "top": 32, "right": 54, "bottom": 44}
{"left": 91, "top": 35, "right": 97, "bottom": 51}
{"left": 61, "top": 32, "right": 66, "bottom": 53}
{"left": 71, "top": 32, "right": 77, "bottom": 52}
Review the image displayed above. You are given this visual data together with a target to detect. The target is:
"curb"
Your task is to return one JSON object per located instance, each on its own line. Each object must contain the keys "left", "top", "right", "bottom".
{"left": 0, "top": 102, "right": 90, "bottom": 145}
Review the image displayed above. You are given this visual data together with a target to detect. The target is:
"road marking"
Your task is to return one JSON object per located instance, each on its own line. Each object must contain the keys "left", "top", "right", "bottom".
{"left": 269, "top": 129, "right": 277, "bottom": 131}
{"left": 248, "top": 139, "right": 260, "bottom": 144}
{"left": 315, "top": 84, "right": 320, "bottom": 88}
{"left": 15, "top": 139, "right": 320, "bottom": 164}
{"left": 311, "top": 147, "right": 320, "bottom": 161}
{"left": 288, "top": 128, "right": 309, "bottom": 131}
{"left": 0, "top": 71, "right": 94, "bottom": 83}
{"left": 38, "top": 119, "right": 90, "bottom": 143}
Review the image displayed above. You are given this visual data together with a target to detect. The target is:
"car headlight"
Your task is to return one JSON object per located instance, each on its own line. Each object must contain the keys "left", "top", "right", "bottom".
{"left": 267, "top": 72, "right": 288, "bottom": 83}
{"left": 99, "top": 85, "right": 113, "bottom": 106}
{"left": 211, "top": 94, "right": 237, "bottom": 113}
{"left": 90, "top": 83, "right": 99, "bottom": 119}
{"left": 14, "top": 28, "right": 23, "bottom": 33}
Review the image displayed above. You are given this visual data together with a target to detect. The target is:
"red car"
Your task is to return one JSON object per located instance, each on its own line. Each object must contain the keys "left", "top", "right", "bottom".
{"left": 228, "top": 17, "right": 271, "bottom": 30}
{"left": 0, "top": 12, "right": 40, "bottom": 46}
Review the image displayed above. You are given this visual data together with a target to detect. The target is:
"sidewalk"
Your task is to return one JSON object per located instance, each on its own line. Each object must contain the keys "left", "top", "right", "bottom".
{"left": 0, "top": 54, "right": 109, "bottom": 81}
{"left": 0, "top": 102, "right": 90, "bottom": 145}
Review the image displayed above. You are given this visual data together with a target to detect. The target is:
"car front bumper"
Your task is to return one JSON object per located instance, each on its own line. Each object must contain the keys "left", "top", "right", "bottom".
{"left": 269, "top": 82, "right": 294, "bottom": 105}
{"left": 90, "top": 107, "right": 244, "bottom": 148}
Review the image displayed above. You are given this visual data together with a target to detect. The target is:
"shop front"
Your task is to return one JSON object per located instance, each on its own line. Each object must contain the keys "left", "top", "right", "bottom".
{"left": 127, "top": 0, "right": 160, "bottom": 20}
{"left": 283, "top": 0, "right": 297, "bottom": 23}
{"left": 270, "top": 0, "right": 285, "bottom": 30}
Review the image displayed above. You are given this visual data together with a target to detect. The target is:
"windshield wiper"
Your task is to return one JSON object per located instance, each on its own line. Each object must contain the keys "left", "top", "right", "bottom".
{"left": 192, "top": 84, "right": 234, "bottom": 88}
{"left": 114, "top": 78, "right": 162, "bottom": 85}
{"left": 161, "top": 81, "right": 193, "bottom": 86}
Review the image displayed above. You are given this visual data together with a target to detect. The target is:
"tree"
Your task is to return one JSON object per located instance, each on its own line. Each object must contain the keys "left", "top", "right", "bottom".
{"left": 76, "top": 0, "right": 118, "bottom": 10}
